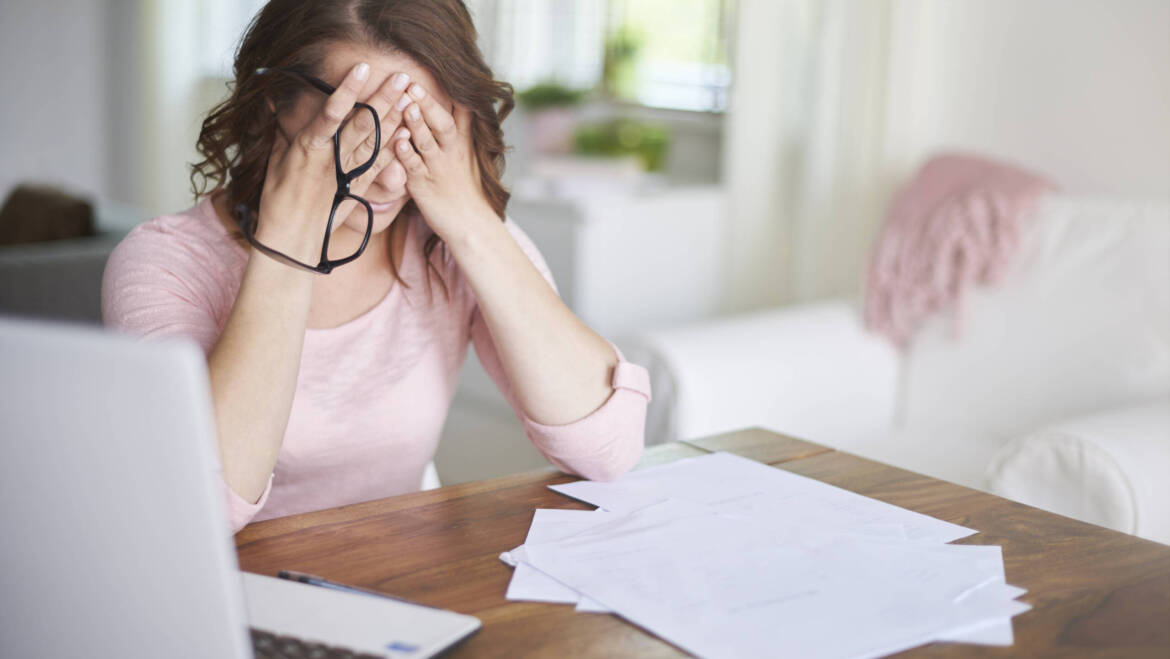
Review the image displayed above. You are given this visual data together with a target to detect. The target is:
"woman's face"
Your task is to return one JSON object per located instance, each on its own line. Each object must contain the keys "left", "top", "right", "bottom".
{"left": 277, "top": 42, "right": 456, "bottom": 238}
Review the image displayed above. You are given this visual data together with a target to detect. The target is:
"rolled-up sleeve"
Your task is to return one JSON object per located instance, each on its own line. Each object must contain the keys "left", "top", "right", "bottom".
{"left": 516, "top": 345, "right": 651, "bottom": 480}
{"left": 224, "top": 476, "right": 273, "bottom": 533}
{"left": 468, "top": 219, "right": 651, "bottom": 481}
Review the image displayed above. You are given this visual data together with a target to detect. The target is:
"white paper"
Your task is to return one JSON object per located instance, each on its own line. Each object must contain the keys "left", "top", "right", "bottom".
{"left": 938, "top": 618, "right": 1015, "bottom": 646}
{"left": 502, "top": 509, "right": 615, "bottom": 609}
{"left": 549, "top": 452, "right": 976, "bottom": 544}
{"left": 498, "top": 453, "right": 1028, "bottom": 657}
{"left": 519, "top": 500, "right": 1028, "bottom": 659}
{"left": 575, "top": 596, "right": 610, "bottom": 613}
{"left": 502, "top": 509, "right": 1023, "bottom": 638}
{"left": 935, "top": 582, "right": 1026, "bottom": 645}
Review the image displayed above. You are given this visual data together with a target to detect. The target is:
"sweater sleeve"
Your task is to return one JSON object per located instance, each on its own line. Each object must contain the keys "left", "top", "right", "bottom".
{"left": 101, "top": 221, "right": 226, "bottom": 354}
{"left": 469, "top": 219, "right": 651, "bottom": 481}
{"left": 101, "top": 218, "right": 272, "bottom": 532}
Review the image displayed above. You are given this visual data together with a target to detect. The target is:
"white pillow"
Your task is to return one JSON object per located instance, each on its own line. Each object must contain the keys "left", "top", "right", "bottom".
{"left": 986, "top": 401, "right": 1170, "bottom": 545}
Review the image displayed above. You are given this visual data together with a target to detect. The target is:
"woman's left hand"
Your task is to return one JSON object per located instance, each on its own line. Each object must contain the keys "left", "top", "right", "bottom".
{"left": 394, "top": 83, "right": 495, "bottom": 240}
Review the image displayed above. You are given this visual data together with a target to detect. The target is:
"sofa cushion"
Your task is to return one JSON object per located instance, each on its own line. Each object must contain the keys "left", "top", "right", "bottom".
{"left": 0, "top": 184, "right": 95, "bottom": 245}
{"left": 901, "top": 196, "right": 1170, "bottom": 448}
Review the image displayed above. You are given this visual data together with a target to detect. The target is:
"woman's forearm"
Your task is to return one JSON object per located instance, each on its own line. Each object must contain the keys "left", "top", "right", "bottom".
{"left": 444, "top": 212, "right": 617, "bottom": 425}
{"left": 387, "top": 80, "right": 616, "bottom": 424}
{"left": 208, "top": 250, "right": 314, "bottom": 502}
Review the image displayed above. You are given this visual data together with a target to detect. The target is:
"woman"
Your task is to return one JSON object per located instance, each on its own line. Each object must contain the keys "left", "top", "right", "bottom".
{"left": 102, "top": 0, "right": 650, "bottom": 533}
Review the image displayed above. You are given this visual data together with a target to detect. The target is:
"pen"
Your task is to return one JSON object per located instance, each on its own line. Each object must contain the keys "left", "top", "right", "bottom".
{"left": 277, "top": 570, "right": 437, "bottom": 609}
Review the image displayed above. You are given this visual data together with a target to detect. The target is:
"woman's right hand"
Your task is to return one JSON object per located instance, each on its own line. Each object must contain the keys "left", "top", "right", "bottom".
{"left": 252, "top": 63, "right": 412, "bottom": 264}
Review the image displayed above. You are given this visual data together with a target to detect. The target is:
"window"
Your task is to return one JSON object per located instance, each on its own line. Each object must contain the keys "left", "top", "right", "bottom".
{"left": 605, "top": 0, "right": 732, "bottom": 111}
{"left": 484, "top": 0, "right": 734, "bottom": 113}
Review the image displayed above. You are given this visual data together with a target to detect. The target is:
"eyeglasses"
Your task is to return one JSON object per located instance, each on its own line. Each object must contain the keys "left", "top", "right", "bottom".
{"left": 234, "top": 67, "right": 380, "bottom": 274}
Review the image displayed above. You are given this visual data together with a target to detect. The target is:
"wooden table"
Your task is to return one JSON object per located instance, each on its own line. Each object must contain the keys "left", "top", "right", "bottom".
{"left": 236, "top": 428, "right": 1170, "bottom": 657}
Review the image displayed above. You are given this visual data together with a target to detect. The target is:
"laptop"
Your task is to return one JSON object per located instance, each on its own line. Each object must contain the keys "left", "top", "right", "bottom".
{"left": 0, "top": 317, "right": 480, "bottom": 658}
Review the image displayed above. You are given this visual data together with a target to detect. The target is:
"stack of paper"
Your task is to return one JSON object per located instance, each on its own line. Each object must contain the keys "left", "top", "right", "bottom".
{"left": 500, "top": 452, "right": 1030, "bottom": 659}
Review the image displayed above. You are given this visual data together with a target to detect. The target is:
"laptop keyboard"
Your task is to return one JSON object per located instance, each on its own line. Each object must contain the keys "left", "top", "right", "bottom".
{"left": 250, "top": 628, "right": 383, "bottom": 659}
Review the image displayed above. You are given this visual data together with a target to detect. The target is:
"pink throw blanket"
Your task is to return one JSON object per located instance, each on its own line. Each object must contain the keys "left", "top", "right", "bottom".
{"left": 863, "top": 153, "right": 1057, "bottom": 348}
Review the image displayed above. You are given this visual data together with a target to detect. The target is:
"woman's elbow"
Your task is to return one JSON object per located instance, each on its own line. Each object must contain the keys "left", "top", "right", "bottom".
{"left": 574, "top": 429, "right": 645, "bottom": 481}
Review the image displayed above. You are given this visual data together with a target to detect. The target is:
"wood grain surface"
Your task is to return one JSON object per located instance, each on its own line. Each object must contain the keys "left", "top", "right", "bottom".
{"left": 235, "top": 429, "right": 1170, "bottom": 658}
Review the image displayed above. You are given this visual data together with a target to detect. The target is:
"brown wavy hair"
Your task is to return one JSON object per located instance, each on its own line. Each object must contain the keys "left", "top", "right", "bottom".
{"left": 191, "top": 0, "right": 514, "bottom": 290}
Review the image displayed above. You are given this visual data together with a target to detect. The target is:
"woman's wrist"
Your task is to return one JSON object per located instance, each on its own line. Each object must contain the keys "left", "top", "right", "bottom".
{"left": 246, "top": 240, "right": 319, "bottom": 285}
{"left": 436, "top": 205, "right": 507, "bottom": 261}
{"left": 253, "top": 212, "right": 328, "bottom": 266}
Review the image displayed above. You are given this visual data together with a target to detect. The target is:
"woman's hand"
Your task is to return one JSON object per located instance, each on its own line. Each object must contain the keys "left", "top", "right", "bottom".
{"left": 394, "top": 83, "right": 496, "bottom": 241}
{"left": 255, "top": 63, "right": 413, "bottom": 263}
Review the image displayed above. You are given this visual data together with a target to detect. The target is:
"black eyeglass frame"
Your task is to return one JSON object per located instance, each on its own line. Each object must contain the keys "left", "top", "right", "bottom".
{"left": 234, "top": 67, "right": 381, "bottom": 275}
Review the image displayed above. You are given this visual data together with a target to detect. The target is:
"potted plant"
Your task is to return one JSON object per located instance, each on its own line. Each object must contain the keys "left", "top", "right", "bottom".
{"left": 602, "top": 24, "right": 641, "bottom": 102}
{"left": 572, "top": 119, "right": 671, "bottom": 172}
{"left": 517, "top": 82, "right": 588, "bottom": 155}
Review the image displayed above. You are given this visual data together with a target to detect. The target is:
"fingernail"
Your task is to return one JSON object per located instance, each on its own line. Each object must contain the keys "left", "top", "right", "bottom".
{"left": 409, "top": 84, "right": 426, "bottom": 100}
{"left": 407, "top": 106, "right": 421, "bottom": 121}
{"left": 398, "top": 140, "right": 410, "bottom": 152}
{"left": 396, "top": 95, "right": 411, "bottom": 111}
{"left": 395, "top": 128, "right": 410, "bottom": 140}
{"left": 354, "top": 63, "right": 370, "bottom": 80}
{"left": 393, "top": 73, "right": 410, "bottom": 90}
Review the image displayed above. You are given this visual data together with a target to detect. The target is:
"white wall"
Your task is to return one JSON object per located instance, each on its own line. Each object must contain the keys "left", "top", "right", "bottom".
{"left": 0, "top": 0, "right": 149, "bottom": 226}
{"left": 0, "top": 1, "right": 239, "bottom": 222}
{"left": 885, "top": 0, "right": 1170, "bottom": 199}
{"left": 725, "top": 0, "right": 1170, "bottom": 310}
{"left": 0, "top": 1, "right": 110, "bottom": 205}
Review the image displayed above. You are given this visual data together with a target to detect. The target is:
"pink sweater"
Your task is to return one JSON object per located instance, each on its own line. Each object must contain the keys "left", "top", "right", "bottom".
{"left": 102, "top": 198, "right": 650, "bottom": 532}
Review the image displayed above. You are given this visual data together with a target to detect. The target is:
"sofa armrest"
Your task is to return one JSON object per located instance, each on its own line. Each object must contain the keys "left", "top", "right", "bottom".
{"left": 986, "top": 401, "right": 1170, "bottom": 545}
{"left": 629, "top": 300, "right": 899, "bottom": 449}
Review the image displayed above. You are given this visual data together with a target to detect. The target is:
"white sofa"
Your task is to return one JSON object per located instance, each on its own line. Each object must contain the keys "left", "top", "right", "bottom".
{"left": 634, "top": 195, "right": 1170, "bottom": 544}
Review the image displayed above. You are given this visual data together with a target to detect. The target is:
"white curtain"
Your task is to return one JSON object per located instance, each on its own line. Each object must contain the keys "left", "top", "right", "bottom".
{"left": 139, "top": 1, "right": 206, "bottom": 217}
{"left": 789, "top": 0, "right": 902, "bottom": 303}
{"left": 723, "top": 0, "right": 902, "bottom": 310}
{"left": 472, "top": 0, "right": 606, "bottom": 92}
